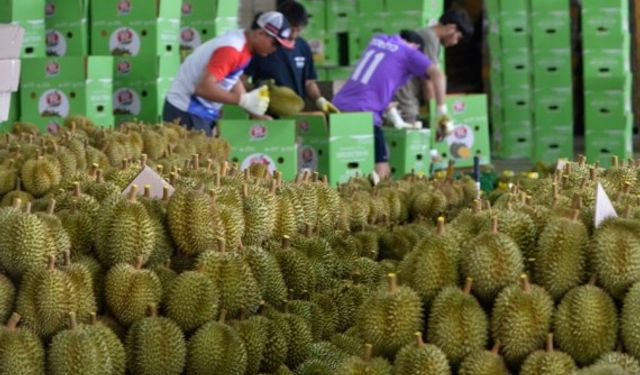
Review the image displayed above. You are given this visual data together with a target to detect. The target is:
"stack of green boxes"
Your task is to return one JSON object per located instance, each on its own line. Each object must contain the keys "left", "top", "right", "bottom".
{"left": 0, "top": 0, "right": 46, "bottom": 130}
{"left": 90, "top": 0, "right": 181, "bottom": 125}
{"left": 179, "top": 0, "right": 239, "bottom": 60}
{"left": 45, "top": 0, "right": 89, "bottom": 56}
{"left": 530, "top": 0, "right": 573, "bottom": 163}
{"left": 583, "top": 0, "right": 633, "bottom": 167}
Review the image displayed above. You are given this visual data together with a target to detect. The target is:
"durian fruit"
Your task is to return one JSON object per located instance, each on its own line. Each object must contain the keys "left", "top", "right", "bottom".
{"left": 231, "top": 315, "right": 269, "bottom": 375}
{"left": 331, "top": 329, "right": 365, "bottom": 357}
{"left": 355, "top": 273, "right": 422, "bottom": 357}
{"left": 296, "top": 341, "right": 350, "bottom": 375}
{"left": 0, "top": 312, "right": 45, "bottom": 375}
{"left": 57, "top": 201, "right": 95, "bottom": 256}
{"left": 595, "top": 352, "right": 640, "bottom": 374}
{"left": 460, "top": 217, "right": 524, "bottom": 304}
{"left": 292, "top": 234, "right": 340, "bottom": 290}
{"left": 478, "top": 203, "right": 536, "bottom": 261}
{"left": 590, "top": 217, "right": 640, "bottom": 299}
{"left": 533, "top": 209, "right": 588, "bottom": 300}
{"left": 0, "top": 159, "right": 17, "bottom": 195}
{"left": 245, "top": 245, "right": 288, "bottom": 308}
{"left": 139, "top": 185, "right": 175, "bottom": 266}
{"left": 87, "top": 313, "right": 126, "bottom": 375}
{"left": 0, "top": 177, "right": 33, "bottom": 207}
{"left": 520, "top": 333, "right": 576, "bottom": 375}
{"left": 261, "top": 312, "right": 292, "bottom": 373}
{"left": 409, "top": 187, "right": 448, "bottom": 220}
{"left": 126, "top": 304, "right": 186, "bottom": 375}
{"left": 266, "top": 80, "right": 305, "bottom": 117}
{"left": 394, "top": 332, "right": 452, "bottom": 375}
{"left": 49, "top": 142, "right": 77, "bottom": 179}
{"left": 274, "top": 236, "right": 318, "bottom": 300}
{"left": 47, "top": 312, "right": 111, "bottom": 375}
{"left": 104, "top": 257, "right": 162, "bottom": 326}
{"left": 351, "top": 257, "right": 385, "bottom": 290}
{"left": 20, "top": 153, "right": 61, "bottom": 197}
{"left": 36, "top": 199, "right": 71, "bottom": 262}
{"left": 142, "top": 126, "right": 169, "bottom": 160}
{"left": 458, "top": 342, "right": 511, "bottom": 375}
{"left": 0, "top": 273, "right": 15, "bottom": 324}
{"left": 242, "top": 184, "right": 276, "bottom": 246}
{"left": 621, "top": 282, "right": 640, "bottom": 360}
{"left": 554, "top": 279, "right": 618, "bottom": 366}
{"left": 61, "top": 252, "right": 98, "bottom": 325}
{"left": 491, "top": 274, "right": 554, "bottom": 366}
{"left": 196, "top": 239, "right": 262, "bottom": 317}
{"left": 150, "top": 260, "right": 178, "bottom": 296}
{"left": 16, "top": 256, "right": 77, "bottom": 338}
{"left": 287, "top": 299, "right": 334, "bottom": 341}
{"left": 335, "top": 344, "right": 392, "bottom": 375}
{"left": 398, "top": 217, "right": 460, "bottom": 306}
{"left": 164, "top": 266, "right": 220, "bottom": 332}
{"left": 273, "top": 191, "right": 298, "bottom": 239}
{"left": 95, "top": 185, "right": 156, "bottom": 266}
{"left": 273, "top": 310, "right": 314, "bottom": 369}
{"left": 575, "top": 364, "right": 629, "bottom": 375}
{"left": 83, "top": 168, "right": 121, "bottom": 203}
{"left": 427, "top": 278, "right": 489, "bottom": 367}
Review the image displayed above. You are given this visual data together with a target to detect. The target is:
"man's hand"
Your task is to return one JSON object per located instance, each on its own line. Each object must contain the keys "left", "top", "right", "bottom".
{"left": 239, "top": 86, "right": 270, "bottom": 115}
{"left": 316, "top": 97, "right": 340, "bottom": 113}
{"left": 386, "top": 106, "right": 413, "bottom": 129}
{"left": 435, "top": 104, "right": 454, "bottom": 142}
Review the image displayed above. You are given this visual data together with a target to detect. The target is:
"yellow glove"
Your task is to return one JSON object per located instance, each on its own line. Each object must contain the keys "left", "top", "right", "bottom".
{"left": 435, "top": 104, "right": 454, "bottom": 142}
{"left": 316, "top": 97, "right": 340, "bottom": 113}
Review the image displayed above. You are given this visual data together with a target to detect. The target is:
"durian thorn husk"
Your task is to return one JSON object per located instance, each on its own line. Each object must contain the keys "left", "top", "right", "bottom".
{"left": 363, "top": 344, "right": 373, "bottom": 362}
{"left": 6, "top": 312, "right": 21, "bottom": 331}
{"left": 520, "top": 274, "right": 531, "bottom": 293}
{"left": 463, "top": 277, "right": 473, "bottom": 294}
{"left": 415, "top": 332, "right": 425, "bottom": 347}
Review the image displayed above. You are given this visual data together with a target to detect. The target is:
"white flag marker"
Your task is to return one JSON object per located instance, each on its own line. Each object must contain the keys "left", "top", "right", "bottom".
{"left": 594, "top": 183, "right": 617, "bottom": 228}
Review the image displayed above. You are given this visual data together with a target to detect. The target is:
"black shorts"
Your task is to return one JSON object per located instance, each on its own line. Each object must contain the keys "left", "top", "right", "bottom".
{"left": 162, "top": 99, "right": 215, "bottom": 136}
{"left": 374, "top": 126, "right": 389, "bottom": 163}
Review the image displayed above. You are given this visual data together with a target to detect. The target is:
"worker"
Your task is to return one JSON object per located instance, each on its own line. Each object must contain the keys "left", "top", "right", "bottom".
{"left": 243, "top": 1, "right": 339, "bottom": 114}
{"left": 391, "top": 9, "right": 475, "bottom": 128}
{"left": 332, "top": 30, "right": 451, "bottom": 180}
{"left": 163, "top": 11, "right": 294, "bottom": 135}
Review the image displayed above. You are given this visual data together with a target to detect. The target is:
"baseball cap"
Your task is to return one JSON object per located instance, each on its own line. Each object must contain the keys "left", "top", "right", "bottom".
{"left": 257, "top": 11, "right": 295, "bottom": 49}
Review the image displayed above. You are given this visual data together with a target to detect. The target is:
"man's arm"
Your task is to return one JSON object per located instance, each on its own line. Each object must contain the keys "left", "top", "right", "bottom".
{"left": 232, "top": 79, "right": 246, "bottom": 96}
{"left": 195, "top": 71, "right": 242, "bottom": 105}
{"left": 305, "top": 79, "right": 322, "bottom": 101}
{"left": 426, "top": 63, "right": 447, "bottom": 107}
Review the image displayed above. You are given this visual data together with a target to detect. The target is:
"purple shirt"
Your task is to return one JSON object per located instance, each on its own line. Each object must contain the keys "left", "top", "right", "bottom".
{"left": 333, "top": 34, "right": 432, "bottom": 126}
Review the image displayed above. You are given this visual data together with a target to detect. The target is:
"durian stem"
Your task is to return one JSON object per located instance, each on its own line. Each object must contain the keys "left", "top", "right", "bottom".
{"left": 490, "top": 217, "right": 498, "bottom": 234}
{"left": 387, "top": 273, "right": 397, "bottom": 293}
{"left": 590, "top": 167, "right": 596, "bottom": 181}
{"left": 206, "top": 159, "right": 213, "bottom": 172}
{"left": 24, "top": 202, "right": 32, "bottom": 214}
{"left": 64, "top": 251, "right": 71, "bottom": 266}
{"left": 463, "top": 277, "right": 473, "bottom": 294}
{"left": 588, "top": 275, "right": 597, "bottom": 286}
{"left": 68, "top": 312, "right": 78, "bottom": 329}
{"left": 242, "top": 184, "right": 248, "bottom": 198}
{"left": 213, "top": 172, "right": 221, "bottom": 187}
{"left": 6, "top": 312, "right": 20, "bottom": 331}
{"left": 415, "top": 332, "right": 425, "bottom": 347}
{"left": 73, "top": 181, "right": 81, "bottom": 197}
{"left": 128, "top": 184, "right": 139, "bottom": 203}
{"left": 218, "top": 309, "right": 227, "bottom": 324}
{"left": 270, "top": 179, "right": 277, "bottom": 194}
{"left": 472, "top": 199, "right": 481, "bottom": 213}
{"left": 218, "top": 238, "right": 226, "bottom": 254}
{"left": 281, "top": 235, "right": 291, "bottom": 250}
{"left": 12, "top": 198, "right": 21, "bottom": 209}
{"left": 363, "top": 344, "right": 373, "bottom": 362}
{"left": 169, "top": 172, "right": 177, "bottom": 186}
{"left": 96, "top": 169, "right": 104, "bottom": 183}
{"left": 520, "top": 274, "right": 531, "bottom": 293}
{"left": 144, "top": 185, "right": 152, "bottom": 198}
{"left": 436, "top": 217, "right": 445, "bottom": 235}
{"left": 140, "top": 153, "right": 148, "bottom": 167}
{"left": 162, "top": 186, "right": 170, "bottom": 202}
{"left": 147, "top": 304, "right": 158, "bottom": 318}
{"left": 134, "top": 256, "right": 143, "bottom": 270}
{"left": 321, "top": 175, "right": 328, "bottom": 185}
{"left": 546, "top": 333, "right": 554, "bottom": 352}
{"left": 192, "top": 154, "right": 199, "bottom": 170}
{"left": 491, "top": 341, "right": 501, "bottom": 355}
{"left": 90, "top": 312, "right": 97, "bottom": 325}
{"left": 571, "top": 209, "right": 581, "bottom": 221}
{"left": 612, "top": 155, "right": 619, "bottom": 167}
{"left": 221, "top": 161, "right": 229, "bottom": 176}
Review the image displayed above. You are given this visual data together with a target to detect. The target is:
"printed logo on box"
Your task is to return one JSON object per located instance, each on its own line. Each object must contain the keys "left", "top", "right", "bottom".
{"left": 116, "top": 60, "right": 132, "bottom": 75}
{"left": 297, "top": 120, "right": 310, "bottom": 134}
{"left": 446, "top": 124, "right": 474, "bottom": 159}
{"left": 46, "top": 30, "right": 67, "bottom": 57}
{"left": 45, "top": 3, "right": 56, "bottom": 16}
{"left": 113, "top": 88, "right": 141, "bottom": 116}
{"left": 110, "top": 28, "right": 141, "bottom": 56}
{"left": 181, "top": 2, "right": 193, "bottom": 15}
{"left": 453, "top": 100, "right": 466, "bottom": 113}
{"left": 39, "top": 90, "right": 69, "bottom": 118}
{"left": 241, "top": 154, "right": 276, "bottom": 174}
{"left": 298, "top": 145, "right": 318, "bottom": 170}
{"left": 180, "top": 27, "right": 202, "bottom": 51}
{"left": 249, "top": 124, "right": 267, "bottom": 140}
{"left": 117, "top": 0, "right": 132, "bottom": 15}
{"left": 45, "top": 61, "right": 61, "bottom": 77}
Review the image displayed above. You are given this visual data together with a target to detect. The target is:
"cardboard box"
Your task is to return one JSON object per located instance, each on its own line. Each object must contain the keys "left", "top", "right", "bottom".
{"left": 180, "top": 0, "right": 238, "bottom": 55}
{"left": 356, "top": 0, "right": 384, "bottom": 14}
{"left": 532, "top": 48, "right": 573, "bottom": 88}
{"left": 44, "top": 0, "right": 88, "bottom": 56}
{"left": 530, "top": 0, "right": 570, "bottom": 12}
{"left": 113, "top": 54, "right": 180, "bottom": 124}
{"left": 324, "top": 66, "right": 352, "bottom": 81}
{"left": 531, "top": 10, "right": 571, "bottom": 50}
{"left": 220, "top": 104, "right": 248, "bottom": 120}
{"left": 533, "top": 87, "right": 574, "bottom": 129}
{"left": 502, "top": 88, "right": 533, "bottom": 123}
{"left": 499, "top": 11, "right": 529, "bottom": 49}
{"left": 582, "top": 7, "right": 629, "bottom": 36}
{"left": 430, "top": 94, "right": 491, "bottom": 169}
{"left": 324, "top": 32, "right": 360, "bottom": 66}
{"left": 533, "top": 126, "right": 573, "bottom": 164}
{"left": 0, "top": 0, "right": 46, "bottom": 58}
{"left": 383, "top": 128, "right": 431, "bottom": 178}
{"left": 91, "top": 0, "right": 181, "bottom": 57}
{"left": 389, "top": 0, "right": 443, "bottom": 14}
{"left": 0, "top": 92, "right": 18, "bottom": 129}
{"left": 0, "top": 93, "right": 12, "bottom": 123}
{"left": 584, "top": 89, "right": 632, "bottom": 131}
{"left": 0, "top": 24, "right": 25, "bottom": 59}
{"left": 0, "top": 59, "right": 21, "bottom": 92}
{"left": 585, "top": 128, "right": 633, "bottom": 168}
{"left": 501, "top": 49, "right": 532, "bottom": 87}
{"left": 493, "top": 122, "right": 533, "bottom": 159}
{"left": 290, "top": 112, "right": 374, "bottom": 186}
{"left": 20, "top": 56, "right": 114, "bottom": 132}
{"left": 584, "top": 49, "right": 631, "bottom": 90}
{"left": 327, "top": 0, "right": 357, "bottom": 14}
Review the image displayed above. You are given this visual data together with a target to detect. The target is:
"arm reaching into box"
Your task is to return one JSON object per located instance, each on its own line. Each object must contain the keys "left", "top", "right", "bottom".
{"left": 195, "top": 71, "right": 270, "bottom": 116}
{"left": 427, "top": 64, "right": 454, "bottom": 142}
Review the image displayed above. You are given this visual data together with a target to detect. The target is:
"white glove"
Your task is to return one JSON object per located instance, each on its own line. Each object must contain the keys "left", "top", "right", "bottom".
{"left": 430, "top": 149, "right": 442, "bottom": 163}
{"left": 435, "top": 104, "right": 454, "bottom": 142}
{"left": 239, "top": 86, "right": 270, "bottom": 115}
{"left": 316, "top": 97, "right": 340, "bottom": 113}
{"left": 386, "top": 107, "right": 413, "bottom": 129}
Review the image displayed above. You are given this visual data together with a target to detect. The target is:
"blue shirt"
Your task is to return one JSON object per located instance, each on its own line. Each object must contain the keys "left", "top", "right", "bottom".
{"left": 245, "top": 37, "right": 318, "bottom": 98}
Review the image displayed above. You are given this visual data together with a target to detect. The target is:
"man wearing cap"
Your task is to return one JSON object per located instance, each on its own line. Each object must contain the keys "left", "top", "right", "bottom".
{"left": 390, "top": 9, "right": 475, "bottom": 128}
{"left": 243, "top": 1, "right": 338, "bottom": 115}
{"left": 163, "top": 11, "right": 294, "bottom": 135}
{"left": 332, "top": 30, "right": 450, "bottom": 179}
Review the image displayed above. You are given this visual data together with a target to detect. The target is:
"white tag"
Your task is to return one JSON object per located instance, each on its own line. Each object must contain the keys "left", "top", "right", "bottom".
{"left": 556, "top": 159, "right": 568, "bottom": 171}
{"left": 370, "top": 170, "right": 380, "bottom": 186}
{"left": 595, "top": 183, "right": 617, "bottom": 228}
{"left": 122, "top": 166, "right": 175, "bottom": 199}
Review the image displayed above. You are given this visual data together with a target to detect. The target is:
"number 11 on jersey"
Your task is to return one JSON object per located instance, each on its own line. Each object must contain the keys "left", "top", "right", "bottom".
{"left": 352, "top": 50, "right": 386, "bottom": 85}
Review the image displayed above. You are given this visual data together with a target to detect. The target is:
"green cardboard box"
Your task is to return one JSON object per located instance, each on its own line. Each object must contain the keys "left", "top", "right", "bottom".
{"left": 499, "top": 11, "right": 529, "bottom": 49}
{"left": 500, "top": 0, "right": 528, "bottom": 12}
{"left": 385, "top": 10, "right": 430, "bottom": 32}
{"left": 533, "top": 126, "right": 573, "bottom": 164}
{"left": 493, "top": 122, "right": 533, "bottom": 159}
{"left": 91, "top": 0, "right": 181, "bottom": 57}
{"left": 501, "top": 49, "right": 532, "bottom": 87}
{"left": 389, "top": 0, "right": 443, "bottom": 14}
{"left": 585, "top": 128, "right": 633, "bottom": 168}
{"left": 44, "top": 0, "right": 88, "bottom": 57}
{"left": 0, "top": 93, "right": 19, "bottom": 132}
{"left": 327, "top": 0, "right": 357, "bottom": 14}
{"left": 430, "top": 94, "right": 491, "bottom": 169}
{"left": 0, "top": 0, "right": 46, "bottom": 58}
{"left": 583, "top": 49, "right": 631, "bottom": 90}
{"left": 291, "top": 112, "right": 374, "bottom": 186}
{"left": 324, "top": 32, "right": 360, "bottom": 66}
{"left": 530, "top": 10, "right": 571, "bottom": 50}
{"left": 356, "top": 0, "right": 384, "bottom": 14}
{"left": 532, "top": 49, "right": 573, "bottom": 88}
{"left": 485, "top": 0, "right": 500, "bottom": 17}
{"left": 113, "top": 54, "right": 180, "bottom": 125}
{"left": 581, "top": 0, "right": 628, "bottom": 13}
{"left": 502, "top": 88, "right": 533, "bottom": 123}
{"left": 325, "top": 66, "right": 352, "bottom": 81}
{"left": 530, "top": 0, "right": 570, "bottom": 12}
{"left": 303, "top": 30, "right": 327, "bottom": 65}
{"left": 584, "top": 89, "right": 632, "bottom": 131}
{"left": 220, "top": 105, "right": 248, "bottom": 120}
{"left": 180, "top": 16, "right": 237, "bottom": 58}
{"left": 20, "top": 56, "right": 114, "bottom": 132}
{"left": 383, "top": 128, "right": 431, "bottom": 179}
{"left": 582, "top": 7, "right": 629, "bottom": 35}
{"left": 326, "top": 14, "right": 350, "bottom": 33}
{"left": 533, "top": 87, "right": 574, "bottom": 129}
{"left": 219, "top": 119, "right": 298, "bottom": 181}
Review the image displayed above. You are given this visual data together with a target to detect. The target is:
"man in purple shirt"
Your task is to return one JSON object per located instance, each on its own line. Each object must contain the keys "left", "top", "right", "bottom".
{"left": 333, "top": 30, "right": 450, "bottom": 179}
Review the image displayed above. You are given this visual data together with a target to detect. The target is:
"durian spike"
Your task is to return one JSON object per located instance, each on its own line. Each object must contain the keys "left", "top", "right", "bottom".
{"left": 612, "top": 155, "right": 619, "bottom": 168}
{"left": 162, "top": 186, "right": 170, "bottom": 202}
{"left": 490, "top": 216, "right": 498, "bottom": 234}
{"left": 281, "top": 235, "right": 291, "bottom": 250}
{"left": 73, "top": 181, "right": 81, "bottom": 197}
{"left": 90, "top": 312, "right": 97, "bottom": 325}
{"left": 463, "top": 277, "right": 473, "bottom": 294}
{"left": 67, "top": 312, "right": 78, "bottom": 329}
{"left": 415, "top": 332, "right": 425, "bottom": 347}
{"left": 491, "top": 341, "right": 501, "bottom": 355}
{"left": 128, "top": 184, "right": 139, "bottom": 203}
{"left": 387, "top": 273, "right": 398, "bottom": 293}
{"left": 140, "top": 153, "right": 148, "bottom": 167}
{"left": 143, "top": 185, "right": 152, "bottom": 198}
{"left": 546, "top": 333, "right": 555, "bottom": 352}
{"left": 12, "top": 197, "right": 22, "bottom": 209}
{"left": 520, "top": 274, "right": 531, "bottom": 293}
{"left": 217, "top": 238, "right": 226, "bottom": 254}
{"left": 147, "top": 304, "right": 158, "bottom": 318}
{"left": 218, "top": 309, "right": 227, "bottom": 324}
{"left": 436, "top": 216, "right": 445, "bottom": 235}
{"left": 363, "top": 344, "right": 373, "bottom": 362}
{"left": 24, "top": 202, "right": 32, "bottom": 214}
{"left": 134, "top": 256, "right": 143, "bottom": 270}
{"left": 6, "top": 312, "right": 21, "bottom": 331}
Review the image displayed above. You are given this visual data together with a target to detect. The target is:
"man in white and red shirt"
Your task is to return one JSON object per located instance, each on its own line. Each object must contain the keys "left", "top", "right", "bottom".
{"left": 164, "top": 11, "right": 294, "bottom": 135}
